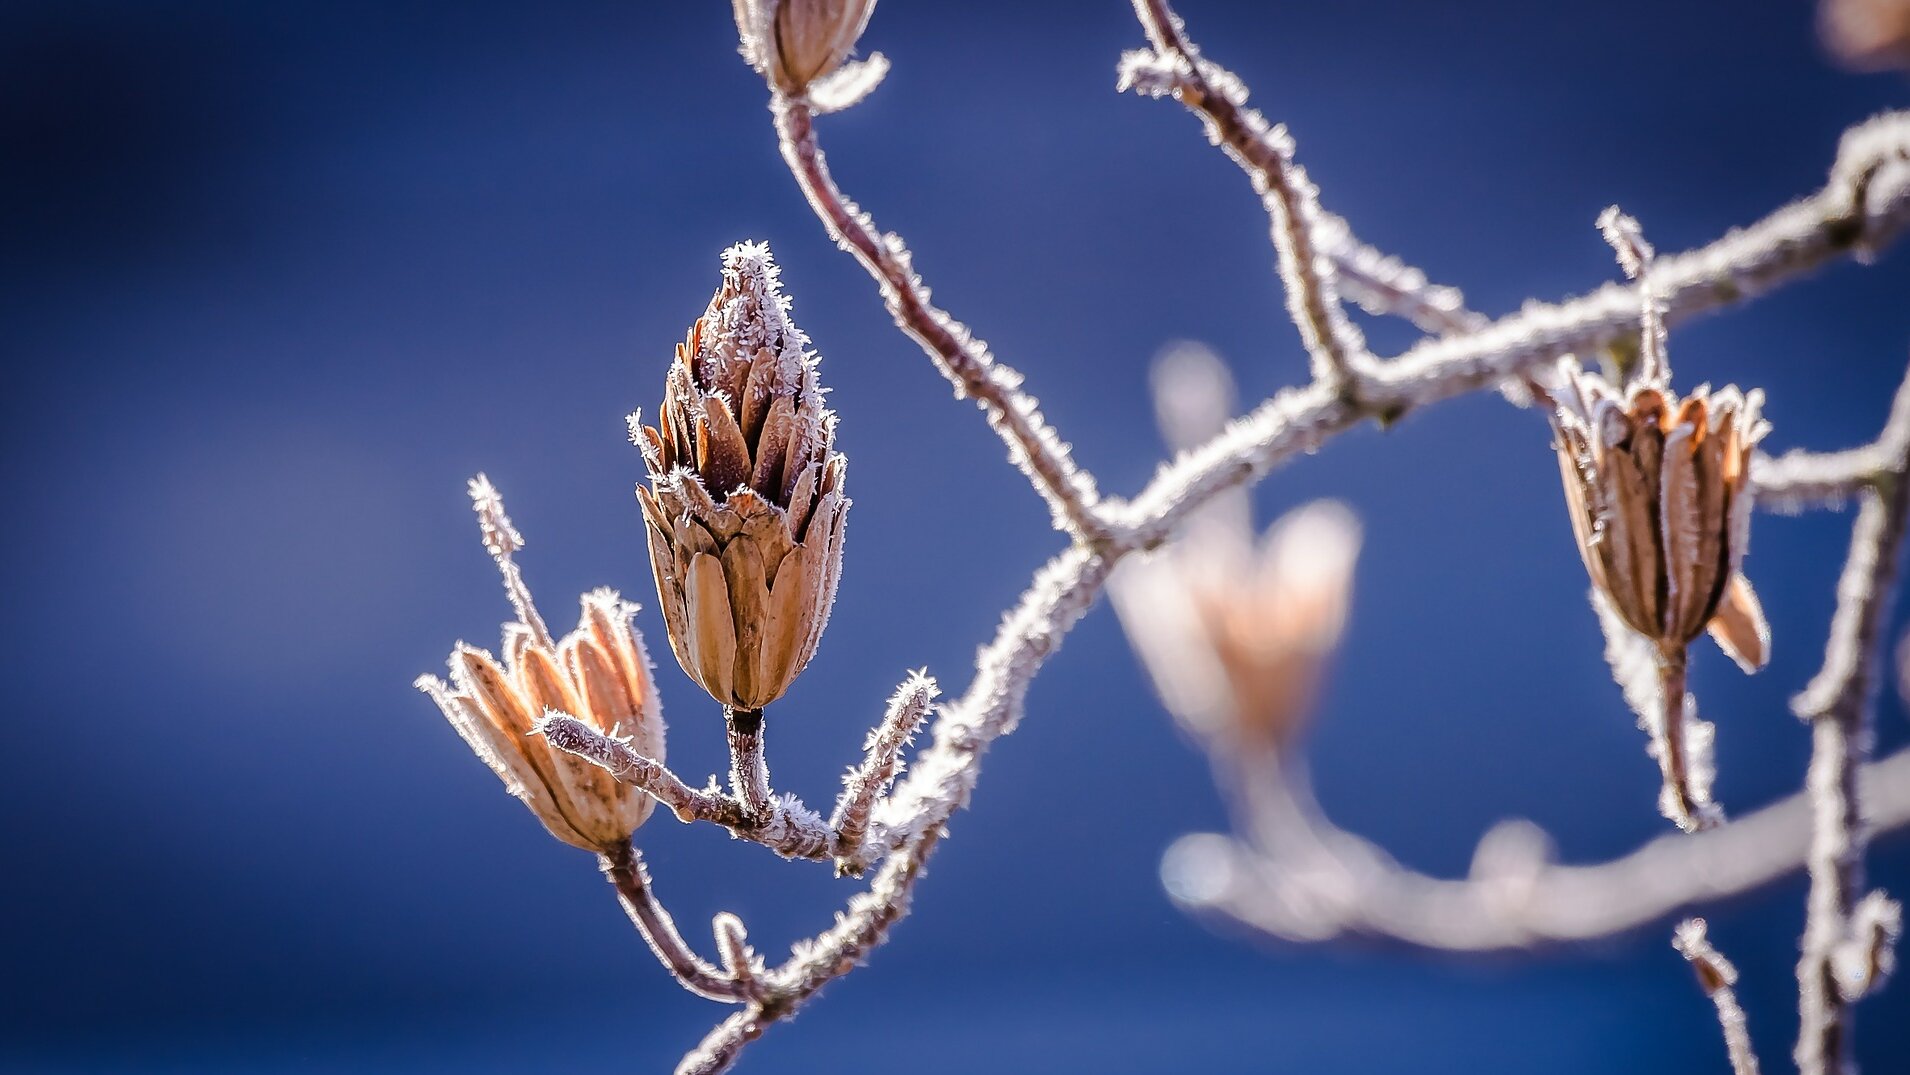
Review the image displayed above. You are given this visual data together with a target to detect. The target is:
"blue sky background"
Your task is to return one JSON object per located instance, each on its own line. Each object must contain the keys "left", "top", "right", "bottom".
{"left": 4, "top": 1, "right": 1909, "bottom": 1071}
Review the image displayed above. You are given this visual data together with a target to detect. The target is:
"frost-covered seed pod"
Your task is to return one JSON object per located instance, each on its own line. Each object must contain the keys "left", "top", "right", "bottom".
{"left": 633, "top": 242, "right": 848, "bottom": 712}
{"left": 417, "top": 476, "right": 665, "bottom": 853}
{"left": 732, "top": 0, "right": 876, "bottom": 96}
{"left": 1543, "top": 358, "right": 1771, "bottom": 671}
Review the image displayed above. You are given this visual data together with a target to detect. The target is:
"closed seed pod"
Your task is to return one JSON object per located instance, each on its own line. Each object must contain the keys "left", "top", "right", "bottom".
{"left": 635, "top": 242, "right": 848, "bottom": 711}
{"left": 733, "top": 0, "right": 877, "bottom": 96}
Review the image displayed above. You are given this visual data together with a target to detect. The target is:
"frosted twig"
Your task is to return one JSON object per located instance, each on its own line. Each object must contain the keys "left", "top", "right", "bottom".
{"left": 1161, "top": 747, "right": 1910, "bottom": 952}
{"left": 1314, "top": 212, "right": 1488, "bottom": 336}
{"left": 1597, "top": 206, "right": 1669, "bottom": 384}
{"left": 539, "top": 714, "right": 743, "bottom": 826}
{"left": 1674, "top": 918, "right": 1764, "bottom": 1075}
{"left": 1792, "top": 363, "right": 1910, "bottom": 1075}
{"left": 1755, "top": 446, "right": 1891, "bottom": 511}
{"left": 711, "top": 913, "right": 767, "bottom": 1003}
{"left": 541, "top": 714, "right": 843, "bottom": 859}
{"left": 768, "top": 97, "right": 1110, "bottom": 545}
{"left": 676, "top": 827, "right": 949, "bottom": 1075}
{"left": 468, "top": 473, "right": 553, "bottom": 648}
{"left": 831, "top": 671, "right": 938, "bottom": 875}
{"left": 1121, "top": 0, "right": 1375, "bottom": 392}
{"left": 1370, "top": 109, "right": 1910, "bottom": 401}
{"left": 599, "top": 843, "right": 748, "bottom": 1002}
{"left": 1104, "top": 111, "right": 1910, "bottom": 539}
{"left": 724, "top": 707, "right": 775, "bottom": 824}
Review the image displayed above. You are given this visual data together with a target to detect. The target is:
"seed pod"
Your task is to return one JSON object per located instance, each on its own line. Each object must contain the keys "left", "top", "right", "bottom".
{"left": 634, "top": 242, "right": 848, "bottom": 711}
{"left": 418, "top": 477, "right": 664, "bottom": 852}
{"left": 1820, "top": 0, "right": 1910, "bottom": 70}
{"left": 733, "top": 0, "right": 877, "bottom": 96}
{"left": 1113, "top": 500, "right": 1361, "bottom": 754}
{"left": 1544, "top": 359, "right": 1771, "bottom": 673}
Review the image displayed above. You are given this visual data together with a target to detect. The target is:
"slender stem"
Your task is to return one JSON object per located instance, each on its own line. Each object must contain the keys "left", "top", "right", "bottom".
{"left": 1168, "top": 745, "right": 1910, "bottom": 952}
{"left": 830, "top": 672, "right": 937, "bottom": 874}
{"left": 1674, "top": 919, "right": 1764, "bottom": 1075}
{"left": 1653, "top": 643, "right": 1709, "bottom": 832}
{"left": 540, "top": 713, "right": 750, "bottom": 828}
{"left": 770, "top": 96, "right": 1109, "bottom": 544}
{"left": 599, "top": 843, "right": 745, "bottom": 1002}
{"left": 1126, "top": 0, "right": 1372, "bottom": 392}
{"left": 725, "top": 706, "right": 774, "bottom": 823}
{"left": 1792, "top": 367, "right": 1910, "bottom": 1075}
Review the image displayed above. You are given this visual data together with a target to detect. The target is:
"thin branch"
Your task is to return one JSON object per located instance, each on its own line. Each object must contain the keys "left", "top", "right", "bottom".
{"left": 539, "top": 714, "right": 746, "bottom": 827}
{"left": 1370, "top": 110, "right": 1910, "bottom": 403}
{"left": 768, "top": 97, "right": 1110, "bottom": 545}
{"left": 711, "top": 912, "right": 768, "bottom": 1002}
{"left": 1754, "top": 446, "right": 1887, "bottom": 511}
{"left": 831, "top": 671, "right": 938, "bottom": 874}
{"left": 1674, "top": 918, "right": 1764, "bottom": 1075}
{"left": 599, "top": 843, "right": 748, "bottom": 1002}
{"left": 1105, "top": 110, "right": 1910, "bottom": 541}
{"left": 1161, "top": 747, "right": 1910, "bottom": 952}
{"left": 1793, "top": 365, "right": 1910, "bottom": 1075}
{"left": 725, "top": 707, "right": 775, "bottom": 823}
{"left": 677, "top": 826, "right": 951, "bottom": 1074}
{"left": 1314, "top": 212, "right": 1487, "bottom": 336}
{"left": 1121, "top": 0, "right": 1375, "bottom": 392}
{"left": 540, "top": 714, "right": 837, "bottom": 859}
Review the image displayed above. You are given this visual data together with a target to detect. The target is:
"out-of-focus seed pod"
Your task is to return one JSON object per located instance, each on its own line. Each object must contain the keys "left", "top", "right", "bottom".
{"left": 417, "top": 476, "right": 665, "bottom": 853}
{"left": 733, "top": 0, "right": 877, "bottom": 96}
{"left": 1821, "top": 0, "right": 1910, "bottom": 71}
{"left": 633, "top": 242, "right": 848, "bottom": 712}
{"left": 1113, "top": 499, "right": 1361, "bottom": 754}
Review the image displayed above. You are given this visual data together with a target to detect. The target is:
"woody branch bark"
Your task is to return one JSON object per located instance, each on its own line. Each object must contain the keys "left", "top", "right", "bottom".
{"left": 1105, "top": 104, "right": 1910, "bottom": 541}
{"left": 1120, "top": 0, "right": 1376, "bottom": 394}
{"left": 541, "top": 669, "right": 938, "bottom": 868}
{"left": 1164, "top": 745, "right": 1910, "bottom": 952}
{"left": 1675, "top": 919, "right": 1765, "bottom": 1075}
{"left": 600, "top": 842, "right": 753, "bottom": 1002}
{"left": 1791, "top": 363, "right": 1910, "bottom": 1075}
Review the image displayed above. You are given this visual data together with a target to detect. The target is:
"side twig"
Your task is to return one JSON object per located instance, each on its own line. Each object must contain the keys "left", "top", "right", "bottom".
{"left": 1162, "top": 747, "right": 1910, "bottom": 952}
{"left": 831, "top": 672, "right": 938, "bottom": 874}
{"left": 769, "top": 97, "right": 1110, "bottom": 545}
{"left": 1674, "top": 918, "right": 1764, "bottom": 1075}
{"left": 1120, "top": 0, "right": 1376, "bottom": 394}
{"left": 599, "top": 843, "right": 749, "bottom": 1002}
{"left": 1792, "top": 365, "right": 1910, "bottom": 1075}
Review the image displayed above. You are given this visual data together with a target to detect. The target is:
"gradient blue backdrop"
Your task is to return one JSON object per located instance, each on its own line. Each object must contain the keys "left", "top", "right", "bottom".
{"left": 4, "top": 1, "right": 1909, "bottom": 1071}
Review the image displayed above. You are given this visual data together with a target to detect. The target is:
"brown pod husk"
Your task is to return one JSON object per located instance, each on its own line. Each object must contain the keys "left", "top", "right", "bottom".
{"left": 1543, "top": 358, "right": 1771, "bottom": 669}
{"left": 418, "top": 478, "right": 665, "bottom": 853}
{"left": 635, "top": 242, "right": 848, "bottom": 710}
{"left": 732, "top": 0, "right": 878, "bottom": 96}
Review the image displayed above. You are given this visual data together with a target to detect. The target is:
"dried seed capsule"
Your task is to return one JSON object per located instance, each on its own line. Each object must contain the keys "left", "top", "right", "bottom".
{"left": 1113, "top": 499, "right": 1360, "bottom": 754}
{"left": 634, "top": 242, "right": 848, "bottom": 711}
{"left": 1543, "top": 361, "right": 1771, "bottom": 672}
{"left": 417, "top": 476, "right": 665, "bottom": 852}
{"left": 733, "top": 0, "right": 877, "bottom": 96}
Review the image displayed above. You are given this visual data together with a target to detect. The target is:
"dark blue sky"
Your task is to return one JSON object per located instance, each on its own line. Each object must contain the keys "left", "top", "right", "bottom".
{"left": 4, "top": 2, "right": 1909, "bottom": 1072}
